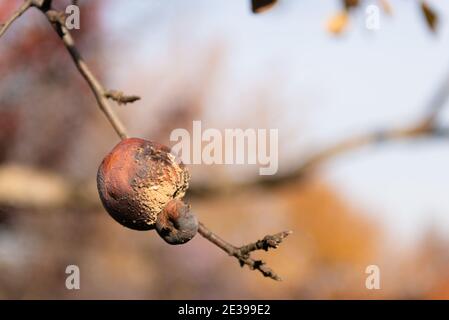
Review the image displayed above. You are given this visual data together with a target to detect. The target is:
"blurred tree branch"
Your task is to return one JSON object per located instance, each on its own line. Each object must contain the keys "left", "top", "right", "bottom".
{"left": 260, "top": 67, "right": 449, "bottom": 187}
{"left": 191, "top": 123, "right": 449, "bottom": 194}
{"left": 191, "top": 68, "right": 449, "bottom": 193}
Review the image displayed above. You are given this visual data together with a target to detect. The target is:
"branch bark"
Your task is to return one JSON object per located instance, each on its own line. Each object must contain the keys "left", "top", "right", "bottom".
{"left": 0, "top": 0, "right": 33, "bottom": 38}
{"left": 42, "top": 8, "right": 129, "bottom": 140}
{"left": 198, "top": 223, "right": 291, "bottom": 281}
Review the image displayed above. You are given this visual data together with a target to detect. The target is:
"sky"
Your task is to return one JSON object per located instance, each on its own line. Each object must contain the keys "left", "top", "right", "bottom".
{"left": 100, "top": 0, "right": 449, "bottom": 247}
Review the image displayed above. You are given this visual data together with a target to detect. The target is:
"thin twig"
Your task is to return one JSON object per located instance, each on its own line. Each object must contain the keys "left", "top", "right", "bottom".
{"left": 198, "top": 223, "right": 291, "bottom": 281}
{"left": 238, "top": 230, "right": 292, "bottom": 255}
{"left": 0, "top": 0, "right": 33, "bottom": 38}
{"left": 41, "top": 8, "right": 129, "bottom": 139}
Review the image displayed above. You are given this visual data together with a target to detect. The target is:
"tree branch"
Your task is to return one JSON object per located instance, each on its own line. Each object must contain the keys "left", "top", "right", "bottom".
{"left": 0, "top": 0, "right": 33, "bottom": 38}
{"left": 198, "top": 223, "right": 291, "bottom": 281}
{"left": 20, "top": 1, "right": 288, "bottom": 281}
{"left": 40, "top": 7, "right": 130, "bottom": 139}
{"left": 189, "top": 123, "right": 448, "bottom": 194}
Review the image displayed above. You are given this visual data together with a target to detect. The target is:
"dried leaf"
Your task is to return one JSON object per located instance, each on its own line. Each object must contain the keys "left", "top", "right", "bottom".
{"left": 343, "top": 0, "right": 359, "bottom": 10}
{"left": 420, "top": 1, "right": 438, "bottom": 32}
{"left": 379, "top": 0, "right": 393, "bottom": 15}
{"left": 251, "top": 0, "right": 277, "bottom": 14}
{"left": 327, "top": 11, "right": 349, "bottom": 35}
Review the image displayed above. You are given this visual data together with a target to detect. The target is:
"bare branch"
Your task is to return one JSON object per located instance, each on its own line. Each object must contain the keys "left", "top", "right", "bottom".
{"left": 0, "top": 0, "right": 33, "bottom": 38}
{"left": 198, "top": 222, "right": 291, "bottom": 281}
{"left": 238, "top": 230, "right": 292, "bottom": 255}
{"left": 40, "top": 8, "right": 129, "bottom": 140}
{"left": 105, "top": 90, "right": 141, "bottom": 105}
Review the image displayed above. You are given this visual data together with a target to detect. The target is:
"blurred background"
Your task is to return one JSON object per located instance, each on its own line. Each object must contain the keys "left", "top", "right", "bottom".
{"left": 0, "top": 0, "right": 449, "bottom": 299}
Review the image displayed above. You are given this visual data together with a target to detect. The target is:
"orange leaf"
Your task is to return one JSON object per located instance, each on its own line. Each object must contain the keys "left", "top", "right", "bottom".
{"left": 327, "top": 11, "right": 349, "bottom": 35}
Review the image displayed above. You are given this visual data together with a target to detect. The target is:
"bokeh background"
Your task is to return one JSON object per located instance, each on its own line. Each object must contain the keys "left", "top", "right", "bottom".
{"left": 1, "top": 0, "right": 449, "bottom": 299}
